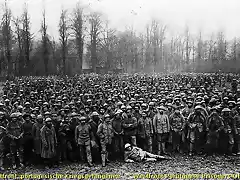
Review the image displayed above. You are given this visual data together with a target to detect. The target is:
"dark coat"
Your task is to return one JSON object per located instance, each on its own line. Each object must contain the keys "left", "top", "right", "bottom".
{"left": 40, "top": 125, "right": 57, "bottom": 159}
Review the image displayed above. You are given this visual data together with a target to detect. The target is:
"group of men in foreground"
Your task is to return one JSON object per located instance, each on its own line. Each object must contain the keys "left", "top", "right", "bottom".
{"left": 0, "top": 73, "right": 239, "bottom": 169}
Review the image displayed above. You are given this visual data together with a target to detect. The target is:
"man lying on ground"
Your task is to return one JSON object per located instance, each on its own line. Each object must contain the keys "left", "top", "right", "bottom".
{"left": 124, "top": 143, "right": 171, "bottom": 163}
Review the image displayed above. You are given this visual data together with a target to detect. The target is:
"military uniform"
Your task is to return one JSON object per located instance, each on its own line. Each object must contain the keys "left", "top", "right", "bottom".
{"left": 187, "top": 108, "right": 206, "bottom": 155}
{"left": 153, "top": 108, "right": 170, "bottom": 155}
{"left": 75, "top": 117, "right": 93, "bottom": 166}
{"left": 206, "top": 111, "right": 224, "bottom": 155}
{"left": 122, "top": 114, "right": 138, "bottom": 146}
{"left": 169, "top": 111, "right": 186, "bottom": 153}
{"left": 7, "top": 114, "right": 24, "bottom": 169}
{"left": 0, "top": 126, "right": 6, "bottom": 170}
{"left": 137, "top": 116, "right": 153, "bottom": 152}
{"left": 97, "top": 115, "right": 114, "bottom": 166}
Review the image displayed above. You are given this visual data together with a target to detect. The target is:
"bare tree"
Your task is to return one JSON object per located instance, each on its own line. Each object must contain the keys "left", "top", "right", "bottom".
{"left": 41, "top": 7, "right": 50, "bottom": 75}
{"left": 22, "top": 4, "right": 33, "bottom": 75}
{"left": 1, "top": 0, "right": 12, "bottom": 77}
{"left": 72, "top": 3, "right": 85, "bottom": 73}
{"left": 12, "top": 17, "right": 24, "bottom": 75}
{"left": 89, "top": 12, "right": 102, "bottom": 73}
{"left": 59, "top": 9, "right": 69, "bottom": 75}
{"left": 100, "top": 20, "right": 117, "bottom": 71}
{"left": 184, "top": 26, "right": 190, "bottom": 69}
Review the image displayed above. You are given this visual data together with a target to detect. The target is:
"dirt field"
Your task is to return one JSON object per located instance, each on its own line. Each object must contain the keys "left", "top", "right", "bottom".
{"left": 3, "top": 154, "right": 240, "bottom": 180}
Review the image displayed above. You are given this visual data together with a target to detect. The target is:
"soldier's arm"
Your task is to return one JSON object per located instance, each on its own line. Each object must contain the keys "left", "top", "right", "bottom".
{"left": 181, "top": 115, "right": 186, "bottom": 130}
{"left": 53, "top": 127, "right": 58, "bottom": 146}
{"left": 75, "top": 126, "right": 78, "bottom": 143}
{"left": 19, "top": 123, "right": 24, "bottom": 138}
{"left": 89, "top": 125, "right": 96, "bottom": 141}
{"left": 152, "top": 115, "right": 157, "bottom": 133}
{"left": 40, "top": 127, "right": 47, "bottom": 147}
{"left": 132, "top": 117, "right": 138, "bottom": 128}
{"left": 124, "top": 151, "right": 134, "bottom": 163}
{"left": 166, "top": 115, "right": 170, "bottom": 131}
{"left": 218, "top": 117, "right": 224, "bottom": 132}
{"left": 148, "top": 118, "right": 154, "bottom": 135}
{"left": 122, "top": 118, "right": 128, "bottom": 128}
{"left": 32, "top": 124, "right": 36, "bottom": 138}
{"left": 232, "top": 117, "right": 237, "bottom": 134}
{"left": 96, "top": 123, "right": 104, "bottom": 138}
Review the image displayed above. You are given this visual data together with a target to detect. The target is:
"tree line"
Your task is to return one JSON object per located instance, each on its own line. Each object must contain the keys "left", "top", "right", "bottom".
{"left": 0, "top": 1, "right": 240, "bottom": 77}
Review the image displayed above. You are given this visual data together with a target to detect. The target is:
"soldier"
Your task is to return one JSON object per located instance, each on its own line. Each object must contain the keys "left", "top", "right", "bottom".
{"left": 58, "top": 119, "right": 71, "bottom": 163}
{"left": 40, "top": 118, "right": 58, "bottom": 168}
{"left": 124, "top": 143, "right": 170, "bottom": 163}
{"left": 97, "top": 114, "right": 114, "bottom": 167}
{"left": 7, "top": 113, "right": 24, "bottom": 169}
{"left": 169, "top": 108, "right": 186, "bottom": 153}
{"left": 234, "top": 106, "right": 240, "bottom": 155}
{"left": 122, "top": 106, "right": 138, "bottom": 146}
{"left": 137, "top": 111, "right": 153, "bottom": 153}
{"left": 187, "top": 106, "right": 207, "bottom": 156}
{"left": 22, "top": 113, "right": 33, "bottom": 166}
{"left": 75, "top": 116, "right": 93, "bottom": 167}
{"left": 32, "top": 115, "right": 44, "bottom": 165}
{"left": 0, "top": 118, "right": 6, "bottom": 171}
{"left": 112, "top": 110, "right": 124, "bottom": 158}
{"left": 221, "top": 108, "right": 236, "bottom": 155}
{"left": 153, "top": 106, "right": 170, "bottom": 155}
{"left": 205, "top": 107, "right": 224, "bottom": 156}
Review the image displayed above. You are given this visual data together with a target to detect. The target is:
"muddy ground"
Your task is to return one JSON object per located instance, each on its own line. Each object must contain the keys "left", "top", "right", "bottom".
{"left": 2, "top": 154, "right": 240, "bottom": 180}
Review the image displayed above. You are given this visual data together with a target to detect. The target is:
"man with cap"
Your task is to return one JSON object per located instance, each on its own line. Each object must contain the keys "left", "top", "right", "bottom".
{"left": 7, "top": 113, "right": 24, "bottom": 169}
{"left": 32, "top": 115, "right": 44, "bottom": 165}
{"left": 137, "top": 111, "right": 154, "bottom": 153}
{"left": 153, "top": 106, "right": 170, "bottom": 155}
{"left": 205, "top": 107, "right": 224, "bottom": 156}
{"left": 124, "top": 143, "right": 170, "bottom": 163}
{"left": 187, "top": 106, "right": 207, "bottom": 156}
{"left": 58, "top": 118, "right": 71, "bottom": 163}
{"left": 221, "top": 108, "right": 236, "bottom": 155}
{"left": 112, "top": 109, "right": 124, "bottom": 158}
{"left": 234, "top": 106, "right": 240, "bottom": 155}
{"left": 169, "top": 107, "right": 186, "bottom": 153}
{"left": 122, "top": 106, "right": 138, "bottom": 146}
{"left": 97, "top": 114, "right": 114, "bottom": 167}
{"left": 75, "top": 116, "right": 94, "bottom": 167}
{"left": 0, "top": 116, "right": 6, "bottom": 171}
{"left": 40, "top": 117, "right": 58, "bottom": 168}
{"left": 22, "top": 113, "right": 34, "bottom": 166}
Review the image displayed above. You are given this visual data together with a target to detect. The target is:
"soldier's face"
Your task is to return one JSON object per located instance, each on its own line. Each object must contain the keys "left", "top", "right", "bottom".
{"left": 37, "top": 118, "right": 43, "bottom": 123}
{"left": 80, "top": 120, "right": 86, "bottom": 124}
{"left": 46, "top": 121, "right": 52, "bottom": 126}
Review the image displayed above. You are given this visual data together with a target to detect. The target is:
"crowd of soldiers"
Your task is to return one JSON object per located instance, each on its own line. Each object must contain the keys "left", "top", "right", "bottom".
{"left": 0, "top": 73, "right": 239, "bottom": 170}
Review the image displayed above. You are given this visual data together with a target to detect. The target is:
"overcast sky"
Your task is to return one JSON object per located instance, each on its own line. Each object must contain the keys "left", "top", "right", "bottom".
{"left": 3, "top": 0, "right": 240, "bottom": 40}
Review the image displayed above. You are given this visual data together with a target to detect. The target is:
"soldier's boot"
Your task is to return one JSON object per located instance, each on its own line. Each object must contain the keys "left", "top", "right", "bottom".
{"left": 148, "top": 145, "right": 153, "bottom": 153}
{"left": 11, "top": 156, "right": 17, "bottom": 169}
{"left": 106, "top": 152, "right": 110, "bottom": 163}
{"left": 86, "top": 153, "right": 93, "bottom": 167}
{"left": 101, "top": 153, "right": 106, "bottom": 167}
{"left": 18, "top": 153, "right": 25, "bottom": 168}
{"left": 0, "top": 158, "right": 4, "bottom": 171}
{"left": 157, "top": 143, "right": 162, "bottom": 155}
{"left": 189, "top": 143, "right": 194, "bottom": 156}
{"left": 161, "top": 143, "right": 169, "bottom": 155}
{"left": 228, "top": 145, "right": 235, "bottom": 156}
